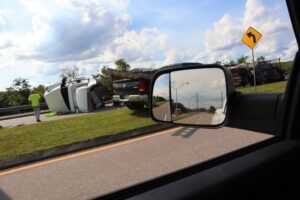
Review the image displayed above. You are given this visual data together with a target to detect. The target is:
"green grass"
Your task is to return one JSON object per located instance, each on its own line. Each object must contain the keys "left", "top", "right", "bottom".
{"left": 237, "top": 81, "right": 287, "bottom": 93}
{"left": 280, "top": 61, "right": 293, "bottom": 72}
{"left": 0, "top": 107, "right": 155, "bottom": 161}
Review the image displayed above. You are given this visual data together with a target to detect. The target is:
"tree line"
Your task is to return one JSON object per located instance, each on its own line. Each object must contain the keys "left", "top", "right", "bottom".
{"left": 0, "top": 78, "right": 45, "bottom": 108}
{"left": 215, "top": 55, "right": 266, "bottom": 66}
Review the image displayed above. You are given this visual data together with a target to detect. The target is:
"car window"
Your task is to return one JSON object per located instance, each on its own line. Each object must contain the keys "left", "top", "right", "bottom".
{"left": 0, "top": 0, "right": 298, "bottom": 199}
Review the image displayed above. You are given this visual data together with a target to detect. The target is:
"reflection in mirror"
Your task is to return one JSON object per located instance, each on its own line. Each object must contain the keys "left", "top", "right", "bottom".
{"left": 170, "top": 68, "right": 226, "bottom": 125}
{"left": 152, "top": 73, "right": 172, "bottom": 122}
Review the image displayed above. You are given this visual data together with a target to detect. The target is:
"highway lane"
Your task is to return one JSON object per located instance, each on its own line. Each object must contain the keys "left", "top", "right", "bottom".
{"left": 152, "top": 102, "right": 218, "bottom": 125}
{"left": 0, "top": 127, "right": 273, "bottom": 200}
{"left": 175, "top": 112, "right": 214, "bottom": 125}
{"left": 152, "top": 101, "right": 171, "bottom": 121}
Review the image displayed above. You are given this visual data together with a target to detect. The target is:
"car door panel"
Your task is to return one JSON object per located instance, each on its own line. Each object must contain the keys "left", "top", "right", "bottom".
{"left": 227, "top": 93, "right": 284, "bottom": 135}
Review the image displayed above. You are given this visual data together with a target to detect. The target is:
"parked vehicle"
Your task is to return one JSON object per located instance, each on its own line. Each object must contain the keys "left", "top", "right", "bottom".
{"left": 112, "top": 78, "right": 150, "bottom": 110}
{"left": 255, "top": 61, "right": 285, "bottom": 83}
{"left": 211, "top": 99, "right": 227, "bottom": 125}
{"left": 228, "top": 64, "right": 251, "bottom": 87}
{"left": 44, "top": 77, "right": 111, "bottom": 113}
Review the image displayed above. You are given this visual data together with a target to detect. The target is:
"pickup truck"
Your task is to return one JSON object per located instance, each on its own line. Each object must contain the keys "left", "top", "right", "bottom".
{"left": 112, "top": 78, "right": 150, "bottom": 110}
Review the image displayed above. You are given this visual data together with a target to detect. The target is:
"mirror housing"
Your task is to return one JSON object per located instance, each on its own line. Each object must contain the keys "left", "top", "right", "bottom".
{"left": 150, "top": 63, "right": 235, "bottom": 127}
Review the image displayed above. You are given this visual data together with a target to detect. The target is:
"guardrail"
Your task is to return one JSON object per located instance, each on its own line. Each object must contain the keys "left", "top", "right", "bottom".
{"left": 0, "top": 103, "right": 48, "bottom": 116}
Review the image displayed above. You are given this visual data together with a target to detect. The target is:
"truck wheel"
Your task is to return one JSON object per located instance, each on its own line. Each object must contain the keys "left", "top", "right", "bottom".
{"left": 113, "top": 101, "right": 120, "bottom": 107}
{"left": 127, "top": 102, "right": 144, "bottom": 110}
{"left": 100, "top": 99, "right": 105, "bottom": 107}
{"left": 95, "top": 100, "right": 105, "bottom": 109}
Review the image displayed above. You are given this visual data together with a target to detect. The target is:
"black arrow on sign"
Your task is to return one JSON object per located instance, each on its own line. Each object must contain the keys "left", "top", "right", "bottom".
{"left": 247, "top": 32, "right": 256, "bottom": 43}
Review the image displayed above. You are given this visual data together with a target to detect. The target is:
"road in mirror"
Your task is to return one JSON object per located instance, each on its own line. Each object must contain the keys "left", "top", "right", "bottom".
{"left": 152, "top": 68, "right": 227, "bottom": 125}
{"left": 152, "top": 73, "right": 172, "bottom": 122}
{"left": 171, "top": 68, "right": 227, "bottom": 125}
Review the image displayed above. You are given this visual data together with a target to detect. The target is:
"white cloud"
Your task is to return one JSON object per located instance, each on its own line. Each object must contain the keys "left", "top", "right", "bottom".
{"left": 200, "top": 0, "right": 297, "bottom": 63}
{"left": 205, "top": 14, "right": 242, "bottom": 52}
{"left": 0, "top": 0, "right": 168, "bottom": 69}
{"left": 163, "top": 48, "right": 197, "bottom": 65}
{"left": 15, "top": 0, "right": 131, "bottom": 62}
{"left": 0, "top": 11, "right": 7, "bottom": 28}
{"left": 280, "top": 39, "right": 298, "bottom": 61}
{"left": 129, "top": 60, "right": 164, "bottom": 70}
{"left": 0, "top": 40, "right": 13, "bottom": 49}
{"left": 112, "top": 28, "right": 168, "bottom": 62}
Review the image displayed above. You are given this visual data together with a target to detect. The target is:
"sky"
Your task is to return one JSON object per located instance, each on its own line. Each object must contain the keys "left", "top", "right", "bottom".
{"left": 0, "top": 0, "right": 298, "bottom": 90}
{"left": 171, "top": 68, "right": 226, "bottom": 109}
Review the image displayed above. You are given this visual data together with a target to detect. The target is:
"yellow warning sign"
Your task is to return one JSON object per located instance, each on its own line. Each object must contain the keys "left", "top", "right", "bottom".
{"left": 242, "top": 26, "right": 262, "bottom": 49}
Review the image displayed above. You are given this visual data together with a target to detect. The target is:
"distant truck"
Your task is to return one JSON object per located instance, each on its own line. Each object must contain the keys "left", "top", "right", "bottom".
{"left": 44, "top": 77, "right": 111, "bottom": 113}
{"left": 254, "top": 61, "right": 285, "bottom": 84}
{"left": 112, "top": 78, "right": 150, "bottom": 110}
{"left": 102, "top": 67, "right": 156, "bottom": 110}
{"left": 229, "top": 61, "right": 286, "bottom": 87}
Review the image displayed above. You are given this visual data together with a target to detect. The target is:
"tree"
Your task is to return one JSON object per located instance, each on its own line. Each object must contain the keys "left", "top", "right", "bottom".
{"left": 214, "top": 61, "right": 222, "bottom": 65}
{"left": 32, "top": 85, "right": 46, "bottom": 102}
{"left": 237, "top": 55, "right": 249, "bottom": 64}
{"left": 208, "top": 105, "right": 216, "bottom": 113}
{"left": 224, "top": 60, "right": 236, "bottom": 66}
{"left": 115, "top": 59, "right": 130, "bottom": 71}
{"left": 59, "top": 65, "right": 79, "bottom": 79}
{"left": 3, "top": 90, "right": 24, "bottom": 107}
{"left": 92, "top": 66, "right": 113, "bottom": 95}
{"left": 0, "top": 90, "right": 23, "bottom": 107}
{"left": 6, "top": 78, "right": 32, "bottom": 105}
{"left": 0, "top": 91, "right": 12, "bottom": 107}
{"left": 257, "top": 56, "right": 265, "bottom": 62}
{"left": 10, "top": 77, "right": 31, "bottom": 92}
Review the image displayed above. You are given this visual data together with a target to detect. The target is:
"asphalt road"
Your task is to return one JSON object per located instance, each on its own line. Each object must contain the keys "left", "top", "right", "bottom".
{"left": 175, "top": 112, "right": 214, "bottom": 125}
{"left": 152, "top": 103, "right": 214, "bottom": 125}
{"left": 0, "top": 126, "right": 272, "bottom": 200}
{"left": 152, "top": 102, "right": 171, "bottom": 121}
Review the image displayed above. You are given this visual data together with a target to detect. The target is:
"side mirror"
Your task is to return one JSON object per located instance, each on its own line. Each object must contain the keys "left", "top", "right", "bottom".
{"left": 150, "top": 63, "right": 234, "bottom": 127}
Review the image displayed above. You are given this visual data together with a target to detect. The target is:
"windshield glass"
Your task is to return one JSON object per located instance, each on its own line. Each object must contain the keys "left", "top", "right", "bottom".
{"left": 0, "top": 0, "right": 297, "bottom": 199}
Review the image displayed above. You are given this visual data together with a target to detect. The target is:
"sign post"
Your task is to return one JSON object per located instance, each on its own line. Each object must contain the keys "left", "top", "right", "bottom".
{"left": 242, "top": 26, "right": 262, "bottom": 93}
{"left": 251, "top": 48, "right": 256, "bottom": 93}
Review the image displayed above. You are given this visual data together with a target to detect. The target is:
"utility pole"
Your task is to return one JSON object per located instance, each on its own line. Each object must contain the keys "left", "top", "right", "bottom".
{"left": 196, "top": 92, "right": 199, "bottom": 110}
{"left": 251, "top": 49, "right": 257, "bottom": 93}
{"left": 175, "top": 88, "right": 178, "bottom": 112}
{"left": 173, "top": 82, "right": 189, "bottom": 114}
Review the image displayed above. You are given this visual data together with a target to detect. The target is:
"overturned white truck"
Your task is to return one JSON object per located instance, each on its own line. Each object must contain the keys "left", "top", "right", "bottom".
{"left": 44, "top": 77, "right": 111, "bottom": 113}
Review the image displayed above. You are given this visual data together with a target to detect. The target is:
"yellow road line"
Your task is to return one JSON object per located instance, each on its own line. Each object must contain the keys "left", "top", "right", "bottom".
{"left": 0, "top": 127, "right": 182, "bottom": 176}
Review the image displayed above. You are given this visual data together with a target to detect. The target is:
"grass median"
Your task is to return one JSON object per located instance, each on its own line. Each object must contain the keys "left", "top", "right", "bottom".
{"left": 0, "top": 107, "right": 155, "bottom": 161}
{"left": 237, "top": 81, "right": 287, "bottom": 93}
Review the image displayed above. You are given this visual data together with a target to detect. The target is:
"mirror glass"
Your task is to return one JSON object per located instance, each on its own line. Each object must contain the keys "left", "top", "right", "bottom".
{"left": 152, "top": 73, "right": 172, "bottom": 122}
{"left": 152, "top": 68, "right": 227, "bottom": 126}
